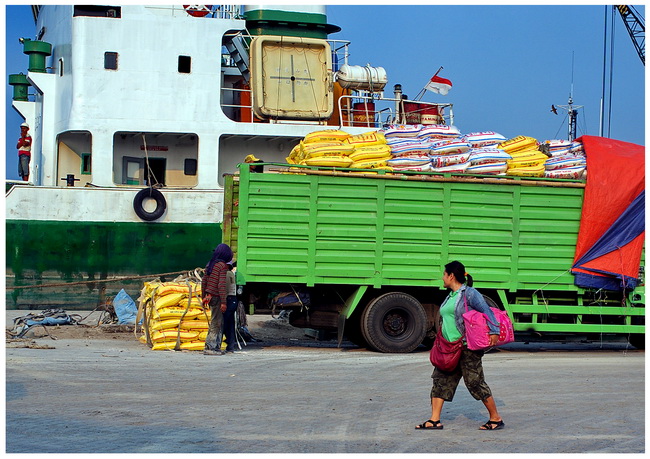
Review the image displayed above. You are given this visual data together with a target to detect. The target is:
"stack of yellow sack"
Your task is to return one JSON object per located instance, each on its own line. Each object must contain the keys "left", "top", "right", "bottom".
{"left": 286, "top": 129, "right": 392, "bottom": 170}
{"left": 498, "top": 136, "right": 547, "bottom": 177}
{"left": 286, "top": 130, "right": 353, "bottom": 167}
{"left": 137, "top": 281, "right": 211, "bottom": 351}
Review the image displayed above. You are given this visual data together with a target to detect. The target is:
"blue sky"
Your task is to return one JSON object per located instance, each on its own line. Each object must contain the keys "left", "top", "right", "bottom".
{"left": 5, "top": 4, "right": 646, "bottom": 180}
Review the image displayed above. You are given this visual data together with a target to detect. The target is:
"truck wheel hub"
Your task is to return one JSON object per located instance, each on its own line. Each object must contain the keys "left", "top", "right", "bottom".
{"left": 384, "top": 312, "right": 406, "bottom": 336}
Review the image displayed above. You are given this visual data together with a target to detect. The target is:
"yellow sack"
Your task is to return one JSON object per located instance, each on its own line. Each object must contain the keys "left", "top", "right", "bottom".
{"left": 506, "top": 164, "right": 545, "bottom": 177}
{"left": 302, "top": 156, "right": 354, "bottom": 167}
{"left": 296, "top": 141, "right": 338, "bottom": 162}
{"left": 138, "top": 334, "right": 147, "bottom": 344}
{"left": 151, "top": 329, "right": 200, "bottom": 343}
{"left": 151, "top": 341, "right": 178, "bottom": 351}
{"left": 155, "top": 282, "right": 201, "bottom": 297}
{"left": 498, "top": 136, "right": 538, "bottom": 153}
{"left": 154, "top": 292, "right": 186, "bottom": 310}
{"left": 343, "top": 131, "right": 387, "bottom": 147}
{"left": 304, "top": 143, "right": 356, "bottom": 158}
{"left": 179, "top": 341, "right": 206, "bottom": 351}
{"left": 150, "top": 318, "right": 182, "bottom": 332}
{"left": 508, "top": 148, "right": 541, "bottom": 157}
{"left": 179, "top": 320, "right": 210, "bottom": 330}
{"left": 178, "top": 297, "right": 202, "bottom": 309}
{"left": 349, "top": 145, "right": 392, "bottom": 162}
{"left": 141, "top": 282, "right": 161, "bottom": 300}
{"left": 198, "top": 330, "right": 209, "bottom": 341}
{"left": 154, "top": 307, "right": 203, "bottom": 320}
{"left": 506, "top": 152, "right": 548, "bottom": 168}
{"left": 285, "top": 144, "right": 302, "bottom": 164}
{"left": 351, "top": 158, "right": 388, "bottom": 169}
{"left": 303, "top": 129, "right": 351, "bottom": 144}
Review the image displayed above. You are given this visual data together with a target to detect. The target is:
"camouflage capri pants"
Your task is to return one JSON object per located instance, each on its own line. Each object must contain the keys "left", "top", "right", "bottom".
{"left": 430, "top": 345, "right": 492, "bottom": 402}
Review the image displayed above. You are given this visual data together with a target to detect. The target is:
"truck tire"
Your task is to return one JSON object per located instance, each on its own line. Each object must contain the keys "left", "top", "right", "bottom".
{"left": 361, "top": 292, "right": 427, "bottom": 353}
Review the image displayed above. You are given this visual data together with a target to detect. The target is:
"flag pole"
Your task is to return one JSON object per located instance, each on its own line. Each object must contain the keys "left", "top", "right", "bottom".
{"left": 415, "top": 66, "right": 444, "bottom": 101}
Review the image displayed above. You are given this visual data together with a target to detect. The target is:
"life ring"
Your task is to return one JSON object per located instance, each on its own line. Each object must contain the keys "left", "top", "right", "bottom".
{"left": 183, "top": 5, "right": 212, "bottom": 17}
{"left": 134, "top": 188, "right": 166, "bottom": 221}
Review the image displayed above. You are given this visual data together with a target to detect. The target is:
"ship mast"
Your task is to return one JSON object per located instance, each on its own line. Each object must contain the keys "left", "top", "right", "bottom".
{"left": 551, "top": 52, "right": 583, "bottom": 141}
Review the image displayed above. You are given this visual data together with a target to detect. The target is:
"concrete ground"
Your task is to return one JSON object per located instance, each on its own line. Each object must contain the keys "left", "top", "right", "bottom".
{"left": 5, "top": 311, "right": 645, "bottom": 454}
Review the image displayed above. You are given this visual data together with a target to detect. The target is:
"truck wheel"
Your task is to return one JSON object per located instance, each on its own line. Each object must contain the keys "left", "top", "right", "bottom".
{"left": 361, "top": 292, "right": 427, "bottom": 353}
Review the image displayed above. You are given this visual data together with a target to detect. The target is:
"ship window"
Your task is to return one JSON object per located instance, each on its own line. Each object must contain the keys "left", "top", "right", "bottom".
{"left": 104, "top": 52, "right": 118, "bottom": 70}
{"left": 73, "top": 6, "right": 121, "bottom": 18}
{"left": 81, "top": 153, "right": 92, "bottom": 175}
{"left": 178, "top": 55, "right": 191, "bottom": 73}
{"left": 59, "top": 58, "right": 64, "bottom": 76}
{"left": 184, "top": 158, "right": 197, "bottom": 175}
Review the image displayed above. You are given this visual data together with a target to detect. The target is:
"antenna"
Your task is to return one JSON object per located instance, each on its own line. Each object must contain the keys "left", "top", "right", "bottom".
{"left": 570, "top": 51, "right": 575, "bottom": 100}
{"left": 550, "top": 52, "right": 584, "bottom": 141}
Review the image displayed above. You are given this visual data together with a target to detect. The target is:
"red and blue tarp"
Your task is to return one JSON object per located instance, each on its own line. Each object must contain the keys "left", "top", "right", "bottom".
{"left": 571, "top": 136, "right": 645, "bottom": 291}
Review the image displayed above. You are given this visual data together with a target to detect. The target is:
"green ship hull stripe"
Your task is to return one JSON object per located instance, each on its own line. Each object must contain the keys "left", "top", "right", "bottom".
{"left": 6, "top": 220, "right": 222, "bottom": 309}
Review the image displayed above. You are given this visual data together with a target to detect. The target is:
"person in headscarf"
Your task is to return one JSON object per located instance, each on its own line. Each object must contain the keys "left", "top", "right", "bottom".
{"left": 202, "top": 243, "right": 233, "bottom": 355}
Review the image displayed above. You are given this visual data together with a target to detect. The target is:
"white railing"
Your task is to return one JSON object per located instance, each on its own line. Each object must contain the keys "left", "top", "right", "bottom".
{"left": 212, "top": 5, "right": 243, "bottom": 19}
{"left": 219, "top": 87, "right": 455, "bottom": 128}
{"left": 147, "top": 5, "right": 243, "bottom": 19}
{"left": 328, "top": 39, "right": 351, "bottom": 70}
{"left": 221, "top": 87, "right": 255, "bottom": 122}
{"left": 337, "top": 95, "right": 454, "bottom": 128}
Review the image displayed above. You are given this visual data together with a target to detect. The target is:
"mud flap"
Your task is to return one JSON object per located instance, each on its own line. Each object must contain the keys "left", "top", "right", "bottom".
{"left": 337, "top": 285, "right": 368, "bottom": 347}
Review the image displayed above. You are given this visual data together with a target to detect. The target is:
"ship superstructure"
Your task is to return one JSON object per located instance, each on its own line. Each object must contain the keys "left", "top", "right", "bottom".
{"left": 7, "top": 5, "right": 450, "bottom": 308}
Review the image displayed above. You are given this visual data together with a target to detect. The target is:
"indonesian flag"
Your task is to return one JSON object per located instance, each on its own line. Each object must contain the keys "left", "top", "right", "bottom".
{"left": 424, "top": 74, "right": 453, "bottom": 95}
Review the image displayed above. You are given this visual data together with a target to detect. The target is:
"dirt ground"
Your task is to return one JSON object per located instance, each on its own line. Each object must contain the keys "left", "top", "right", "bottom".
{"left": 5, "top": 310, "right": 332, "bottom": 349}
{"left": 5, "top": 309, "right": 645, "bottom": 454}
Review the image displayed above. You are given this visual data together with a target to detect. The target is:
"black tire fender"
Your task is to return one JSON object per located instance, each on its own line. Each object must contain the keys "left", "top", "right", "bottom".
{"left": 133, "top": 188, "right": 166, "bottom": 221}
{"left": 360, "top": 292, "right": 427, "bottom": 353}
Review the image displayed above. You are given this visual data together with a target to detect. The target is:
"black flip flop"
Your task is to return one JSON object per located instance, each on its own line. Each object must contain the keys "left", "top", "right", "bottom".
{"left": 416, "top": 419, "right": 443, "bottom": 430}
{"left": 480, "top": 420, "right": 505, "bottom": 430}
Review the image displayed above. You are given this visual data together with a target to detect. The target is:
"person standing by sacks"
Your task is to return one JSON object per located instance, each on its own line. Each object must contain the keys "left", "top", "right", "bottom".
{"left": 202, "top": 243, "right": 233, "bottom": 355}
{"left": 223, "top": 260, "right": 239, "bottom": 353}
{"left": 416, "top": 260, "right": 505, "bottom": 431}
{"left": 17, "top": 122, "right": 32, "bottom": 181}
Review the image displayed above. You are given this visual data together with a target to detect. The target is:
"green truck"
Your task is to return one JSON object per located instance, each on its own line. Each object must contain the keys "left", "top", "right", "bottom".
{"left": 223, "top": 147, "right": 644, "bottom": 352}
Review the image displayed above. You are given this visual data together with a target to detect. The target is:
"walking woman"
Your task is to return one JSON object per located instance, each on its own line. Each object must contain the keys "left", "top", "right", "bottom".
{"left": 416, "top": 260, "right": 505, "bottom": 431}
{"left": 202, "top": 243, "right": 233, "bottom": 355}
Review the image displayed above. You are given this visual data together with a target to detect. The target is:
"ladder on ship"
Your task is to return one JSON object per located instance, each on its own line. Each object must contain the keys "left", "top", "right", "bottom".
{"left": 224, "top": 31, "right": 251, "bottom": 83}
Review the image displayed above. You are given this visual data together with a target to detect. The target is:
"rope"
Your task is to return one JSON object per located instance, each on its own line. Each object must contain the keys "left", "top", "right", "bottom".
{"left": 7, "top": 270, "right": 190, "bottom": 290}
{"left": 274, "top": 36, "right": 283, "bottom": 122}
{"left": 531, "top": 268, "right": 572, "bottom": 314}
{"left": 142, "top": 134, "right": 159, "bottom": 186}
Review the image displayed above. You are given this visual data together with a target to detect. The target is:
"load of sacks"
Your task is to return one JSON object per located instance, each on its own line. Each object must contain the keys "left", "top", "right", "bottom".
{"left": 286, "top": 125, "right": 586, "bottom": 179}
{"left": 286, "top": 129, "right": 392, "bottom": 170}
{"left": 497, "top": 135, "right": 586, "bottom": 179}
{"left": 137, "top": 280, "right": 211, "bottom": 351}
{"left": 539, "top": 139, "right": 586, "bottom": 179}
